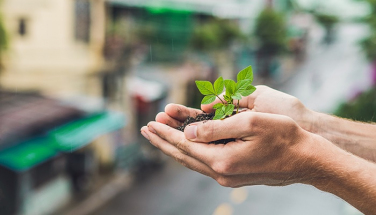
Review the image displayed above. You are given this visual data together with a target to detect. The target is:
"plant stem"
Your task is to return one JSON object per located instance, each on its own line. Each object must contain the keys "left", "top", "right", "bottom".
{"left": 216, "top": 95, "right": 226, "bottom": 104}
{"left": 236, "top": 100, "right": 239, "bottom": 114}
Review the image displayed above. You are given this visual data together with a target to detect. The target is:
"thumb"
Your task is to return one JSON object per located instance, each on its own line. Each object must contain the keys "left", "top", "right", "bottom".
{"left": 184, "top": 112, "right": 254, "bottom": 142}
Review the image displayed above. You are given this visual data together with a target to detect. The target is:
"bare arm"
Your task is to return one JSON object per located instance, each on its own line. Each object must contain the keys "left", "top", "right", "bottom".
{"left": 310, "top": 112, "right": 376, "bottom": 162}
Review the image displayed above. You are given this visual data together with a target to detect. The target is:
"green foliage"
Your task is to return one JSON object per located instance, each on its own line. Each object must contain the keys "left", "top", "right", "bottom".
{"left": 314, "top": 13, "right": 339, "bottom": 29}
{"left": 0, "top": 18, "right": 6, "bottom": 51}
{"left": 360, "top": 33, "right": 376, "bottom": 62}
{"left": 355, "top": 0, "right": 376, "bottom": 62}
{"left": 353, "top": 0, "right": 376, "bottom": 14}
{"left": 254, "top": 8, "right": 287, "bottom": 56}
{"left": 195, "top": 65, "right": 256, "bottom": 120}
{"left": 190, "top": 18, "right": 244, "bottom": 51}
{"left": 335, "top": 87, "right": 376, "bottom": 122}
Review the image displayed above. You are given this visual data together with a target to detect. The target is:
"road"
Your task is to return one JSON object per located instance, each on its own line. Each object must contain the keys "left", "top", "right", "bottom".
{"left": 92, "top": 23, "right": 369, "bottom": 215}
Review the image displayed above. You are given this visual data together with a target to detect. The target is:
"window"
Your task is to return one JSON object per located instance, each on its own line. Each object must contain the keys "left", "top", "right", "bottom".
{"left": 74, "top": 0, "right": 91, "bottom": 43}
{"left": 18, "top": 18, "right": 27, "bottom": 36}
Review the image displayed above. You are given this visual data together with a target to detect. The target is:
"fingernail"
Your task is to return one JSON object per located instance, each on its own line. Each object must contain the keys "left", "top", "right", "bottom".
{"left": 185, "top": 124, "right": 197, "bottom": 140}
{"left": 141, "top": 130, "right": 150, "bottom": 141}
{"left": 148, "top": 125, "right": 156, "bottom": 134}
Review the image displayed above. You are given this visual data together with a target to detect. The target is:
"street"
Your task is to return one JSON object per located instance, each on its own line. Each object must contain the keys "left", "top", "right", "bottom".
{"left": 92, "top": 23, "right": 368, "bottom": 215}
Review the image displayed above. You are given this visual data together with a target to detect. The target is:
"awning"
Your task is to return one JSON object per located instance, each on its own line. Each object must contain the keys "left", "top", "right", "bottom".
{"left": 108, "top": 0, "right": 252, "bottom": 18}
{"left": 0, "top": 112, "right": 126, "bottom": 171}
{"left": 49, "top": 112, "right": 126, "bottom": 152}
{"left": 0, "top": 137, "right": 58, "bottom": 172}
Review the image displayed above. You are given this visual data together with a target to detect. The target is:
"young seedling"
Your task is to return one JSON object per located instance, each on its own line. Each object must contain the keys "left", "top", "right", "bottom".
{"left": 195, "top": 65, "right": 256, "bottom": 120}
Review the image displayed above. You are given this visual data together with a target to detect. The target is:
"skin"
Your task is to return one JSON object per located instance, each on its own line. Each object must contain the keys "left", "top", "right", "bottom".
{"left": 141, "top": 85, "right": 376, "bottom": 214}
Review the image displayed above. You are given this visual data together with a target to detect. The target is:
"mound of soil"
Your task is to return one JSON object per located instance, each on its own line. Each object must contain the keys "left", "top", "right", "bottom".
{"left": 176, "top": 113, "right": 235, "bottom": 144}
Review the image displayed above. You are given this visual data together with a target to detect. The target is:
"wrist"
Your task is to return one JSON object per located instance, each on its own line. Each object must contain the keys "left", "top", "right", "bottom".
{"left": 298, "top": 108, "right": 320, "bottom": 134}
{"left": 294, "top": 131, "right": 333, "bottom": 185}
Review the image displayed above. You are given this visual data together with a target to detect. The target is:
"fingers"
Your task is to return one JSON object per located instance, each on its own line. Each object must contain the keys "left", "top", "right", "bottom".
{"left": 141, "top": 126, "right": 217, "bottom": 178}
{"left": 184, "top": 112, "right": 261, "bottom": 142}
{"left": 146, "top": 121, "right": 219, "bottom": 165}
{"left": 155, "top": 112, "right": 182, "bottom": 128}
{"left": 164, "top": 103, "right": 203, "bottom": 122}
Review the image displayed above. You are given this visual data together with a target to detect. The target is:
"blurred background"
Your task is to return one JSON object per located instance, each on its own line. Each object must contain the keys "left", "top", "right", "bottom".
{"left": 0, "top": 0, "right": 374, "bottom": 214}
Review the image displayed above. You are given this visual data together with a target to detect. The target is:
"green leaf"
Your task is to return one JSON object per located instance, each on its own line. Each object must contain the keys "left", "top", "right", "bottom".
{"left": 223, "top": 94, "right": 232, "bottom": 104}
{"left": 214, "top": 77, "right": 224, "bottom": 95}
{"left": 213, "top": 103, "right": 224, "bottom": 110}
{"left": 224, "top": 79, "right": 236, "bottom": 95}
{"left": 224, "top": 104, "right": 235, "bottom": 117}
{"left": 201, "top": 95, "right": 216, "bottom": 104}
{"left": 240, "top": 85, "right": 256, "bottom": 97}
{"left": 231, "top": 92, "right": 242, "bottom": 100}
{"left": 235, "top": 79, "right": 253, "bottom": 94}
{"left": 237, "top": 65, "right": 253, "bottom": 83}
{"left": 213, "top": 113, "right": 224, "bottom": 120}
{"left": 195, "top": 81, "right": 215, "bottom": 96}
{"left": 213, "top": 106, "right": 226, "bottom": 120}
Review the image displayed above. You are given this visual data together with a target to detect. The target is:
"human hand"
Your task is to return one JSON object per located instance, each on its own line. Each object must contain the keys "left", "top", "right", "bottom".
{"left": 142, "top": 111, "right": 321, "bottom": 187}
{"left": 202, "top": 85, "right": 316, "bottom": 132}
{"left": 155, "top": 103, "right": 204, "bottom": 129}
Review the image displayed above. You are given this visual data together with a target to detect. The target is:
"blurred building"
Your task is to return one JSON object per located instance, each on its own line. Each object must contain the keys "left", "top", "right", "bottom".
{"left": 0, "top": 0, "right": 105, "bottom": 97}
{"left": 0, "top": 91, "right": 126, "bottom": 215}
{"left": 0, "top": 1, "right": 147, "bottom": 214}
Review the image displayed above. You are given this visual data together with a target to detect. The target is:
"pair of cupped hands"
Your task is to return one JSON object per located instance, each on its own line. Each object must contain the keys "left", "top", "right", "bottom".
{"left": 141, "top": 85, "right": 324, "bottom": 188}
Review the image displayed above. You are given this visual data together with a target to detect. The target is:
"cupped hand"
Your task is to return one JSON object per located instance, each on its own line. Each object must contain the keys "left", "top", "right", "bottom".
{"left": 155, "top": 103, "right": 204, "bottom": 128}
{"left": 202, "top": 85, "right": 315, "bottom": 132}
{"left": 142, "top": 111, "right": 319, "bottom": 187}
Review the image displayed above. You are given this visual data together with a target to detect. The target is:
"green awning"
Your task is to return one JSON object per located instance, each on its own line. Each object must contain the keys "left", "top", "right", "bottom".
{"left": 0, "top": 137, "right": 58, "bottom": 171}
{"left": 109, "top": 0, "right": 194, "bottom": 14}
{"left": 0, "top": 112, "right": 126, "bottom": 171}
{"left": 49, "top": 112, "right": 126, "bottom": 152}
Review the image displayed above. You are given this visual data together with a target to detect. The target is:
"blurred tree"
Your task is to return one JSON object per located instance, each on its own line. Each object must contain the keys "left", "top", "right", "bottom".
{"left": 360, "top": 33, "right": 376, "bottom": 62}
{"left": 355, "top": 0, "right": 376, "bottom": 85}
{"left": 190, "top": 18, "right": 244, "bottom": 51}
{"left": 313, "top": 13, "right": 339, "bottom": 44}
{"left": 254, "top": 7, "right": 287, "bottom": 77}
{"left": 140, "top": 9, "right": 193, "bottom": 63}
{"left": 335, "top": 87, "right": 376, "bottom": 122}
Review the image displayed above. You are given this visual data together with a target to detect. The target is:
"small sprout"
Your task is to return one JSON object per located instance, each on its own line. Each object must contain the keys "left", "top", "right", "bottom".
{"left": 195, "top": 65, "right": 256, "bottom": 120}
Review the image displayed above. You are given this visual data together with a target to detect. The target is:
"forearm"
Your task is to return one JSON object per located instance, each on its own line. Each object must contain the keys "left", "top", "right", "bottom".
{"left": 307, "top": 111, "right": 376, "bottom": 162}
{"left": 305, "top": 134, "right": 376, "bottom": 214}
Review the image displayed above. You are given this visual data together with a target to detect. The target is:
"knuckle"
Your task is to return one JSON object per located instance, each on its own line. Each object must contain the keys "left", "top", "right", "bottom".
{"left": 176, "top": 138, "right": 189, "bottom": 154}
{"left": 290, "top": 96, "right": 302, "bottom": 108}
{"left": 212, "top": 161, "right": 233, "bottom": 175}
{"left": 246, "top": 113, "right": 259, "bottom": 131}
{"left": 172, "top": 151, "right": 185, "bottom": 164}
{"left": 216, "top": 176, "right": 233, "bottom": 188}
{"left": 197, "top": 123, "right": 215, "bottom": 141}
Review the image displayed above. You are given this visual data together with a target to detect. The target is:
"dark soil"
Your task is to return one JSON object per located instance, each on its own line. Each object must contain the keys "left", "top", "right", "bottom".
{"left": 177, "top": 113, "right": 235, "bottom": 144}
